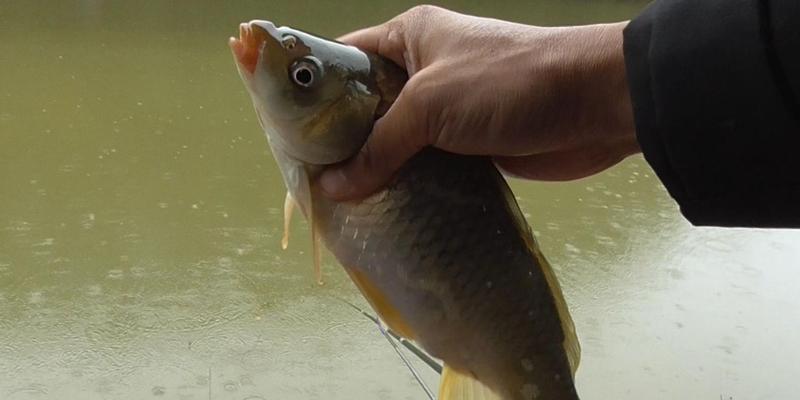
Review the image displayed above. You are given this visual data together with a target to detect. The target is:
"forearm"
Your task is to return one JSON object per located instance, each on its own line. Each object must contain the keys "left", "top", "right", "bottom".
{"left": 558, "top": 22, "right": 636, "bottom": 151}
{"left": 521, "top": 22, "right": 638, "bottom": 157}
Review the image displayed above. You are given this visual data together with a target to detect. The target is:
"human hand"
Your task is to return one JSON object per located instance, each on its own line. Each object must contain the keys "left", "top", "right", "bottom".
{"left": 320, "top": 5, "right": 639, "bottom": 200}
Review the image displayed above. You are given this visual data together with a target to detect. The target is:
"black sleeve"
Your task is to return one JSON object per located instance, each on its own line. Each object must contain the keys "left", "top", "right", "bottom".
{"left": 623, "top": 0, "right": 800, "bottom": 228}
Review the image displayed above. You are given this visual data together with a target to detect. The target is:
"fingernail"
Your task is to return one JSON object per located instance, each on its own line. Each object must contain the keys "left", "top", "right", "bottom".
{"left": 320, "top": 169, "right": 349, "bottom": 198}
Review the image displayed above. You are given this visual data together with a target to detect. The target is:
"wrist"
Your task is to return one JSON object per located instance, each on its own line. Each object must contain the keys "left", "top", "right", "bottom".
{"left": 547, "top": 22, "right": 639, "bottom": 154}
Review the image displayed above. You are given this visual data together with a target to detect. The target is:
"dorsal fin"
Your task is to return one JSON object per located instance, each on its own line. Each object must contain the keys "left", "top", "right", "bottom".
{"left": 530, "top": 242, "right": 581, "bottom": 375}
{"left": 496, "top": 171, "right": 581, "bottom": 376}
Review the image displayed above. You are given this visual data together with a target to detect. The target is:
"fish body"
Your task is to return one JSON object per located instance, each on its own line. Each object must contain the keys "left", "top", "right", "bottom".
{"left": 230, "top": 21, "right": 580, "bottom": 400}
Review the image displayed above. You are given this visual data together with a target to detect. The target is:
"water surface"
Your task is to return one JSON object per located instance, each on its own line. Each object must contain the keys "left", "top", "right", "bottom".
{"left": 1, "top": 1, "right": 799, "bottom": 399}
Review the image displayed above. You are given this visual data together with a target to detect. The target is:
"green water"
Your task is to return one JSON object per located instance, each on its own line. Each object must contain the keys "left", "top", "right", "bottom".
{"left": 1, "top": 1, "right": 799, "bottom": 399}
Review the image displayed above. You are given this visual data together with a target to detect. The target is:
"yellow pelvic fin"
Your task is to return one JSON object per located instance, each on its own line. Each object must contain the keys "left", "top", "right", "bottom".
{"left": 312, "top": 220, "right": 323, "bottom": 286}
{"left": 282, "top": 191, "right": 295, "bottom": 250}
{"left": 346, "top": 268, "right": 416, "bottom": 340}
{"left": 438, "top": 365, "right": 501, "bottom": 400}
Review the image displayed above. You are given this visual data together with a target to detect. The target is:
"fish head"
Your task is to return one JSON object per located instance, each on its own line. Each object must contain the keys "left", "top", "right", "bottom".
{"left": 229, "top": 20, "right": 380, "bottom": 165}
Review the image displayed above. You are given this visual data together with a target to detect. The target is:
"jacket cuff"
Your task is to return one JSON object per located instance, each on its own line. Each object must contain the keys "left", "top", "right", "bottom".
{"left": 623, "top": 0, "right": 800, "bottom": 227}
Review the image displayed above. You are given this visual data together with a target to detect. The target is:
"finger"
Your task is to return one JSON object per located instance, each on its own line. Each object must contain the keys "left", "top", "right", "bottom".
{"left": 337, "top": 24, "right": 407, "bottom": 68}
{"left": 494, "top": 147, "right": 629, "bottom": 182}
{"left": 320, "top": 89, "right": 425, "bottom": 200}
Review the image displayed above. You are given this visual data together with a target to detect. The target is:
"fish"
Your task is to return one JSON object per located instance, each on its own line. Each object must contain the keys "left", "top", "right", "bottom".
{"left": 229, "top": 20, "right": 581, "bottom": 400}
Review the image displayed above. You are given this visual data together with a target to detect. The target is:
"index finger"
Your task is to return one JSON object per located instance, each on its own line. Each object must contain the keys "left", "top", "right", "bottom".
{"left": 337, "top": 24, "right": 408, "bottom": 70}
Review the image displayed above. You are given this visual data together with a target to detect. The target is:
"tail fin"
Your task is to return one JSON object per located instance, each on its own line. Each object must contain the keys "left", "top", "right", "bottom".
{"left": 438, "top": 365, "right": 501, "bottom": 400}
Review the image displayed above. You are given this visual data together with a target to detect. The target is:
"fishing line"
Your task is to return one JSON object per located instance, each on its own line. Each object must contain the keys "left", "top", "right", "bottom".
{"left": 377, "top": 318, "right": 436, "bottom": 400}
{"left": 336, "top": 297, "right": 443, "bottom": 373}
{"left": 335, "top": 297, "right": 442, "bottom": 400}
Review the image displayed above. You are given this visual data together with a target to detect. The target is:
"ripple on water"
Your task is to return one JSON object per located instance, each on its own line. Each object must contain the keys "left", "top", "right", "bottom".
{"left": 223, "top": 380, "right": 239, "bottom": 392}
{"left": 9, "top": 383, "right": 48, "bottom": 396}
{"left": 28, "top": 291, "right": 45, "bottom": 305}
{"left": 86, "top": 284, "right": 103, "bottom": 297}
{"left": 129, "top": 265, "right": 146, "bottom": 278}
{"left": 106, "top": 269, "right": 124, "bottom": 280}
{"left": 84, "top": 314, "right": 142, "bottom": 348}
{"left": 32, "top": 238, "right": 55, "bottom": 247}
{"left": 595, "top": 235, "right": 617, "bottom": 247}
{"left": 122, "top": 232, "right": 142, "bottom": 244}
{"left": 151, "top": 385, "right": 166, "bottom": 396}
{"left": 564, "top": 243, "right": 582, "bottom": 254}
{"left": 5, "top": 221, "right": 33, "bottom": 233}
{"left": 218, "top": 257, "right": 233, "bottom": 268}
{"left": 81, "top": 213, "right": 96, "bottom": 229}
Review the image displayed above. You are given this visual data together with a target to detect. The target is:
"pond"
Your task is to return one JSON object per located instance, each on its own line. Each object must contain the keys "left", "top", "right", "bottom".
{"left": 1, "top": 1, "right": 799, "bottom": 399}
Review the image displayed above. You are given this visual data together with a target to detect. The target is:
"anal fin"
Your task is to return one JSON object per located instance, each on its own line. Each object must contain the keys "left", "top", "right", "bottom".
{"left": 438, "top": 365, "right": 501, "bottom": 400}
{"left": 346, "top": 268, "right": 416, "bottom": 340}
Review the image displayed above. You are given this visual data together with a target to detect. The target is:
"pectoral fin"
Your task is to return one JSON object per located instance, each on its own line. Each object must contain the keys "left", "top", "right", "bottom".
{"left": 438, "top": 365, "right": 501, "bottom": 400}
{"left": 270, "top": 150, "right": 324, "bottom": 285}
{"left": 282, "top": 191, "right": 295, "bottom": 250}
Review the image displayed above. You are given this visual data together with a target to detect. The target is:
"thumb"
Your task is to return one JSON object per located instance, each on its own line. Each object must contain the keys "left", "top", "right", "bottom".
{"left": 320, "top": 88, "right": 426, "bottom": 200}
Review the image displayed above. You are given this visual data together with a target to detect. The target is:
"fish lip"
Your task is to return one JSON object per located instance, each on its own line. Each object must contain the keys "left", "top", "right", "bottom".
{"left": 228, "top": 20, "right": 281, "bottom": 74}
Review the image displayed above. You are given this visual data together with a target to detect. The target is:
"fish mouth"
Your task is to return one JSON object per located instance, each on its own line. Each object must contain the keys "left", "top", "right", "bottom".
{"left": 228, "top": 20, "right": 281, "bottom": 74}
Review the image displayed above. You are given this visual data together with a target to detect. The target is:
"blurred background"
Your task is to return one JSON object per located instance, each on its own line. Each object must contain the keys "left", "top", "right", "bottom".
{"left": 1, "top": 1, "right": 799, "bottom": 399}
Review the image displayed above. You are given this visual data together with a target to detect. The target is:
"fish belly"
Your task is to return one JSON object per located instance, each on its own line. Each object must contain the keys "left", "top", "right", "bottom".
{"left": 315, "top": 148, "right": 579, "bottom": 400}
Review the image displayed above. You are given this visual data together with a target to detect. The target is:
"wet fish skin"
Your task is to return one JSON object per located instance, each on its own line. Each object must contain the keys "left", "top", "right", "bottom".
{"left": 312, "top": 148, "right": 579, "bottom": 400}
{"left": 229, "top": 20, "right": 581, "bottom": 400}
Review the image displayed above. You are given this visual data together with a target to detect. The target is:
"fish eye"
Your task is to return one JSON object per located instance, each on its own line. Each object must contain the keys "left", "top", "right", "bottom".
{"left": 289, "top": 58, "right": 322, "bottom": 88}
{"left": 281, "top": 35, "right": 297, "bottom": 50}
{"left": 293, "top": 66, "right": 313, "bottom": 87}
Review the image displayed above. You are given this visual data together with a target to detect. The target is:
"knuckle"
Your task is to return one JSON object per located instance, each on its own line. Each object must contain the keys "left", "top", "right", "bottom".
{"left": 396, "top": 5, "right": 442, "bottom": 35}
{"left": 379, "top": 21, "right": 405, "bottom": 54}
{"left": 404, "top": 4, "right": 443, "bottom": 21}
{"left": 384, "top": 14, "right": 404, "bottom": 34}
{"left": 388, "top": 5, "right": 448, "bottom": 70}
